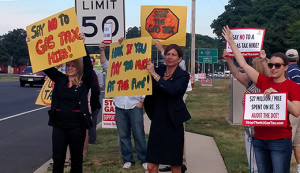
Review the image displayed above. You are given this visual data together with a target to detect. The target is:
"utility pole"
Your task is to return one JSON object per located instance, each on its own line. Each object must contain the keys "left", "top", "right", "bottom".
{"left": 191, "top": 0, "right": 196, "bottom": 87}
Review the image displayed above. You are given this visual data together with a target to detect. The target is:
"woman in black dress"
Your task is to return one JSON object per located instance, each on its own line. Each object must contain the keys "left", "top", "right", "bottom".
{"left": 145, "top": 44, "right": 191, "bottom": 173}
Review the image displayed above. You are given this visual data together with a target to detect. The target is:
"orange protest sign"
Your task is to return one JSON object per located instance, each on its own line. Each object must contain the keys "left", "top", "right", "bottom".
{"left": 26, "top": 7, "right": 86, "bottom": 73}
{"left": 141, "top": 6, "right": 187, "bottom": 46}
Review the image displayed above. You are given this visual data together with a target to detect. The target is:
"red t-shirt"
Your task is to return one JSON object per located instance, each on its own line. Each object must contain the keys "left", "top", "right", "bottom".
{"left": 254, "top": 73, "right": 300, "bottom": 140}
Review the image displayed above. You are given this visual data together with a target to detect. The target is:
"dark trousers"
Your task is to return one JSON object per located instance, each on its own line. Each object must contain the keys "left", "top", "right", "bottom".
{"left": 88, "top": 109, "right": 100, "bottom": 144}
{"left": 52, "top": 126, "right": 86, "bottom": 173}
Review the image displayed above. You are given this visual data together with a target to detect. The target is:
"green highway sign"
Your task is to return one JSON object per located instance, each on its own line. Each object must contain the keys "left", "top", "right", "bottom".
{"left": 198, "top": 49, "right": 218, "bottom": 63}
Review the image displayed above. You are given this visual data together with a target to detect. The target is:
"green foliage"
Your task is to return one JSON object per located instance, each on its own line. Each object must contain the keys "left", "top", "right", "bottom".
{"left": 211, "top": 0, "right": 300, "bottom": 56}
{"left": 0, "top": 28, "right": 29, "bottom": 66}
{"left": 126, "top": 26, "right": 141, "bottom": 39}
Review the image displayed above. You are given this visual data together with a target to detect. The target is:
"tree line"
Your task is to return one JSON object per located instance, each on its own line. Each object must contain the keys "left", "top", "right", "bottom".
{"left": 211, "top": 0, "right": 300, "bottom": 57}
{"left": 4, "top": 0, "right": 300, "bottom": 69}
{"left": 0, "top": 27, "right": 220, "bottom": 68}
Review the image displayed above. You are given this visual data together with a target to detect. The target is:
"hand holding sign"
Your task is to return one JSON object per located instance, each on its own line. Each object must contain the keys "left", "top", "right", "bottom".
{"left": 79, "top": 32, "right": 85, "bottom": 42}
{"left": 264, "top": 87, "right": 279, "bottom": 99}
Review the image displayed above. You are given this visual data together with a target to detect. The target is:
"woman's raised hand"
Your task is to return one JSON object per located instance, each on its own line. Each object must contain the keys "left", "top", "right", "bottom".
{"left": 222, "top": 25, "right": 233, "bottom": 42}
{"left": 99, "top": 41, "right": 106, "bottom": 52}
{"left": 79, "top": 32, "right": 85, "bottom": 41}
{"left": 260, "top": 50, "right": 266, "bottom": 60}
{"left": 25, "top": 37, "right": 30, "bottom": 43}
{"left": 223, "top": 49, "right": 231, "bottom": 60}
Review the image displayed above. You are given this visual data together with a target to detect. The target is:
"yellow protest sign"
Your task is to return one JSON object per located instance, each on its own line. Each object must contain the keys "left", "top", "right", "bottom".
{"left": 141, "top": 5, "right": 187, "bottom": 46}
{"left": 94, "top": 59, "right": 103, "bottom": 72}
{"left": 105, "top": 37, "right": 152, "bottom": 97}
{"left": 26, "top": 7, "right": 86, "bottom": 73}
{"left": 90, "top": 54, "right": 100, "bottom": 59}
{"left": 90, "top": 54, "right": 103, "bottom": 72}
{"left": 35, "top": 78, "right": 54, "bottom": 106}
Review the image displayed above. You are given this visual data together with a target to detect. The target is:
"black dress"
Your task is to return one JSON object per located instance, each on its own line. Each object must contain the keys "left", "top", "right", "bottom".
{"left": 144, "top": 65, "right": 191, "bottom": 166}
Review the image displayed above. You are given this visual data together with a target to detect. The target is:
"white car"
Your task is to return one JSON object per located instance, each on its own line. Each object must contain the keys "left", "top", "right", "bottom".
{"left": 217, "top": 72, "right": 224, "bottom": 78}
{"left": 224, "top": 71, "right": 231, "bottom": 77}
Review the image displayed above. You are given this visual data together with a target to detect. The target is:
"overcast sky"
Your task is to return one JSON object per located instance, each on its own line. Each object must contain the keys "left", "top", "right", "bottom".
{"left": 0, "top": 0, "right": 228, "bottom": 37}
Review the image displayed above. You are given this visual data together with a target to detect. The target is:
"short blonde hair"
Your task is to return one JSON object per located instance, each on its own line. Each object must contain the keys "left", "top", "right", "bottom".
{"left": 252, "top": 57, "right": 268, "bottom": 75}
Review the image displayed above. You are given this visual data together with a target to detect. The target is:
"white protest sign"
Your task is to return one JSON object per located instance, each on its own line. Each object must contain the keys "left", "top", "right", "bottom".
{"left": 226, "top": 28, "right": 265, "bottom": 58}
{"left": 102, "top": 99, "right": 117, "bottom": 128}
{"left": 103, "top": 23, "right": 112, "bottom": 44}
{"left": 243, "top": 93, "right": 287, "bottom": 127}
{"left": 75, "top": 0, "right": 125, "bottom": 45}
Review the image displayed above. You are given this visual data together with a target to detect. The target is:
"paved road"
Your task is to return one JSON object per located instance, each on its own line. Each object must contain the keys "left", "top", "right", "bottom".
{"left": 0, "top": 81, "right": 52, "bottom": 173}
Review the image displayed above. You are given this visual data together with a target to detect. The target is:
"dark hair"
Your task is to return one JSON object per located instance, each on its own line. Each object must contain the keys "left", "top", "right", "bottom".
{"left": 164, "top": 44, "right": 183, "bottom": 58}
{"left": 270, "top": 52, "right": 289, "bottom": 66}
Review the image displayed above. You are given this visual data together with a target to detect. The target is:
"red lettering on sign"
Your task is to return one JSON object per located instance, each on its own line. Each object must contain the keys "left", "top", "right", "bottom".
{"left": 36, "top": 35, "right": 55, "bottom": 55}
{"left": 58, "top": 27, "right": 79, "bottom": 46}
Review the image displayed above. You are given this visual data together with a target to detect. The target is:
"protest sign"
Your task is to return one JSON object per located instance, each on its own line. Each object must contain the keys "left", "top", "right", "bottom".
{"left": 141, "top": 6, "right": 187, "bottom": 46}
{"left": 90, "top": 54, "right": 103, "bottom": 72}
{"left": 225, "top": 28, "right": 265, "bottom": 58}
{"left": 90, "top": 54, "right": 100, "bottom": 59}
{"left": 35, "top": 66, "right": 66, "bottom": 106}
{"left": 35, "top": 78, "right": 54, "bottom": 106}
{"left": 201, "top": 78, "right": 213, "bottom": 86}
{"left": 105, "top": 37, "right": 152, "bottom": 97}
{"left": 197, "top": 73, "right": 206, "bottom": 79}
{"left": 103, "top": 23, "right": 112, "bottom": 44}
{"left": 102, "top": 99, "right": 117, "bottom": 128}
{"left": 26, "top": 7, "right": 86, "bottom": 73}
{"left": 243, "top": 93, "right": 287, "bottom": 126}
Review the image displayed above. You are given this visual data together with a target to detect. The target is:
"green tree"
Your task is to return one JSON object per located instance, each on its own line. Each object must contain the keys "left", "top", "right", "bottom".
{"left": 0, "top": 39, "right": 10, "bottom": 66}
{"left": 126, "top": 26, "right": 141, "bottom": 39}
{"left": 0, "top": 28, "right": 29, "bottom": 67}
{"left": 211, "top": 0, "right": 300, "bottom": 55}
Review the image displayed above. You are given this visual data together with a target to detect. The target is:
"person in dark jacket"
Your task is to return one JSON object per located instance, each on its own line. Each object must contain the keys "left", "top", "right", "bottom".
{"left": 88, "top": 70, "right": 101, "bottom": 144}
{"left": 145, "top": 44, "right": 191, "bottom": 173}
{"left": 29, "top": 32, "right": 93, "bottom": 173}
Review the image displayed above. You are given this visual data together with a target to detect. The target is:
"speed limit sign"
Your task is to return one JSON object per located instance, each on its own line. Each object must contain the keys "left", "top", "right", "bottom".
{"left": 75, "top": 0, "right": 125, "bottom": 45}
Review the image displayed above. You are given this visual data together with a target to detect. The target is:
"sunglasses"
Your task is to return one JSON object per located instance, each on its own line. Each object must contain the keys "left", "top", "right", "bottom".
{"left": 267, "top": 63, "right": 284, "bottom": 69}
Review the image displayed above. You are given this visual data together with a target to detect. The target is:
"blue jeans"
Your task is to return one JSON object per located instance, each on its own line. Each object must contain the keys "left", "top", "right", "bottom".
{"left": 115, "top": 107, "right": 147, "bottom": 164}
{"left": 252, "top": 137, "right": 292, "bottom": 173}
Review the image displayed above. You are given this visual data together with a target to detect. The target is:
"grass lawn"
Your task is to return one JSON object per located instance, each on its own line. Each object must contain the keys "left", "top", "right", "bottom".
{"left": 185, "top": 79, "right": 248, "bottom": 172}
{"left": 46, "top": 128, "right": 147, "bottom": 173}
{"left": 45, "top": 78, "right": 296, "bottom": 173}
{"left": 0, "top": 77, "right": 18, "bottom": 81}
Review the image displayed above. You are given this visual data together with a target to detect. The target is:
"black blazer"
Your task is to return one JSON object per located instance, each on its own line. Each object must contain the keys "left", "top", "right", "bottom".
{"left": 44, "top": 50, "right": 93, "bottom": 128}
{"left": 144, "top": 65, "right": 191, "bottom": 127}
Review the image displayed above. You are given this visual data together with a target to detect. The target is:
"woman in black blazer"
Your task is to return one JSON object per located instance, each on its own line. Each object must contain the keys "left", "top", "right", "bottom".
{"left": 145, "top": 44, "right": 191, "bottom": 173}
